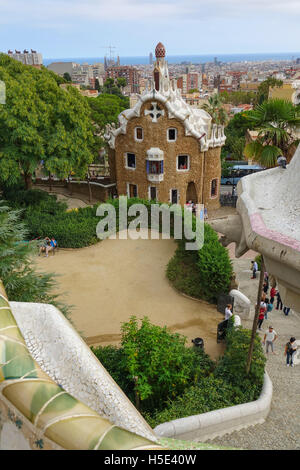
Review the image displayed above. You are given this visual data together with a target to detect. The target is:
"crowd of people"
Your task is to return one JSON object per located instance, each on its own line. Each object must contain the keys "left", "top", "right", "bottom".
{"left": 258, "top": 272, "right": 297, "bottom": 366}
{"left": 225, "top": 269, "right": 298, "bottom": 367}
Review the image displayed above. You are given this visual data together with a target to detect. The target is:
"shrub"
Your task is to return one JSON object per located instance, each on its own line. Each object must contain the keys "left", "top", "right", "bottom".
{"left": 146, "top": 376, "right": 243, "bottom": 428}
{"left": 214, "top": 325, "right": 266, "bottom": 401}
{"left": 120, "top": 316, "right": 214, "bottom": 412}
{"left": 167, "top": 224, "right": 233, "bottom": 302}
{"left": 0, "top": 202, "right": 71, "bottom": 317}
{"left": 91, "top": 345, "right": 135, "bottom": 402}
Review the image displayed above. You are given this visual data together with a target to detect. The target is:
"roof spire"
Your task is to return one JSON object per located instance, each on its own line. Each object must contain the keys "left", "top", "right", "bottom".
{"left": 155, "top": 42, "right": 166, "bottom": 59}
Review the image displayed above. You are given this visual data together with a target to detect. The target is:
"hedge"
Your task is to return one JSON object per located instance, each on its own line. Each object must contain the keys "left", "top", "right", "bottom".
{"left": 167, "top": 224, "right": 233, "bottom": 303}
{"left": 145, "top": 324, "right": 266, "bottom": 427}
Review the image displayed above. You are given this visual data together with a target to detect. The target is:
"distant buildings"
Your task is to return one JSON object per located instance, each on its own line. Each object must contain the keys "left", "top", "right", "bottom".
{"left": 105, "top": 42, "right": 226, "bottom": 210}
{"left": 269, "top": 82, "right": 296, "bottom": 102}
{"left": 239, "top": 82, "right": 260, "bottom": 94}
{"left": 177, "top": 72, "right": 201, "bottom": 93}
{"left": 106, "top": 66, "right": 140, "bottom": 93}
{"left": 47, "top": 61, "right": 105, "bottom": 88}
{"left": 149, "top": 52, "right": 153, "bottom": 65}
{"left": 7, "top": 49, "right": 42, "bottom": 68}
{"left": 47, "top": 62, "right": 76, "bottom": 77}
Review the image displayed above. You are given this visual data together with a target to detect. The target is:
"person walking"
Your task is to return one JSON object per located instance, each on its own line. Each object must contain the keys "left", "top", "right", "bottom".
{"left": 263, "top": 326, "right": 278, "bottom": 354}
{"left": 258, "top": 301, "right": 267, "bottom": 330}
{"left": 265, "top": 298, "right": 273, "bottom": 320}
{"left": 283, "top": 306, "right": 291, "bottom": 316}
{"left": 270, "top": 286, "right": 276, "bottom": 304}
{"left": 276, "top": 291, "right": 283, "bottom": 310}
{"left": 251, "top": 260, "right": 258, "bottom": 279}
{"left": 284, "top": 337, "right": 297, "bottom": 367}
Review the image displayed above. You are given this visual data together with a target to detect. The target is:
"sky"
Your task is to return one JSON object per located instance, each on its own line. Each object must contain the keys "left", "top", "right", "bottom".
{"left": 0, "top": 0, "right": 299, "bottom": 58}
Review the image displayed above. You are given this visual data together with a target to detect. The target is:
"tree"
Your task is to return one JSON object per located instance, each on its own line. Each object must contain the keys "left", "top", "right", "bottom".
{"left": 95, "top": 78, "right": 101, "bottom": 91}
{"left": 201, "top": 93, "right": 228, "bottom": 125}
{"left": 220, "top": 90, "right": 257, "bottom": 106}
{"left": 88, "top": 93, "right": 129, "bottom": 130}
{"left": 120, "top": 316, "right": 213, "bottom": 411}
{"left": 244, "top": 99, "right": 300, "bottom": 167}
{"left": 257, "top": 77, "right": 283, "bottom": 104}
{"left": 63, "top": 72, "right": 72, "bottom": 82}
{"left": 0, "top": 201, "right": 70, "bottom": 316}
{"left": 0, "top": 53, "right": 96, "bottom": 189}
{"left": 116, "top": 77, "right": 127, "bottom": 89}
{"left": 222, "top": 111, "right": 252, "bottom": 160}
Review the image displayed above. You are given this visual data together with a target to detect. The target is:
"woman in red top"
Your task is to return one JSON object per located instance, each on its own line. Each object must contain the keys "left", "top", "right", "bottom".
{"left": 270, "top": 287, "right": 276, "bottom": 304}
{"left": 258, "top": 302, "right": 267, "bottom": 330}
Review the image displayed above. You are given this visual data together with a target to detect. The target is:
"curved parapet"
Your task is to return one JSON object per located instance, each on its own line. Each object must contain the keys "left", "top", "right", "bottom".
{"left": 210, "top": 144, "right": 300, "bottom": 311}
{"left": 0, "top": 282, "right": 164, "bottom": 450}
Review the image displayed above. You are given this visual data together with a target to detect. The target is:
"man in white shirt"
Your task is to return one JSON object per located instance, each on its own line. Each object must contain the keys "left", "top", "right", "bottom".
{"left": 225, "top": 304, "right": 233, "bottom": 321}
{"left": 263, "top": 326, "right": 278, "bottom": 354}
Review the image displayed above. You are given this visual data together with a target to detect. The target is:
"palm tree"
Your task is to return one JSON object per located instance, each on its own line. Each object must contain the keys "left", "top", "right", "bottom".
{"left": 244, "top": 99, "right": 300, "bottom": 167}
{"left": 201, "top": 94, "right": 228, "bottom": 126}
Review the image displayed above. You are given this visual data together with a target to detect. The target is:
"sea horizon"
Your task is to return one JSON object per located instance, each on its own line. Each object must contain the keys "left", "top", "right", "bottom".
{"left": 43, "top": 51, "right": 300, "bottom": 67}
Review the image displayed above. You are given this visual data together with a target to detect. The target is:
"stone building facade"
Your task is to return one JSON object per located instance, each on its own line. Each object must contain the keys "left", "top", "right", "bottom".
{"left": 105, "top": 43, "right": 226, "bottom": 211}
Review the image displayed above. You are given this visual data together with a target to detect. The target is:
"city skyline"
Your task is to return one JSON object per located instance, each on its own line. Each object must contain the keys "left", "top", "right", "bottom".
{"left": 0, "top": 0, "right": 299, "bottom": 58}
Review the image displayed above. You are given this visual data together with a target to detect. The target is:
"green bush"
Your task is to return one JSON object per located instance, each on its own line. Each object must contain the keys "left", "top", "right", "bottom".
{"left": 24, "top": 205, "right": 99, "bottom": 247}
{"left": 167, "top": 224, "right": 233, "bottom": 302}
{"left": 0, "top": 202, "right": 71, "bottom": 317}
{"left": 121, "top": 316, "right": 214, "bottom": 412}
{"left": 90, "top": 322, "right": 265, "bottom": 427}
{"left": 146, "top": 376, "right": 243, "bottom": 428}
{"left": 2, "top": 184, "right": 57, "bottom": 208}
{"left": 91, "top": 345, "right": 135, "bottom": 401}
{"left": 145, "top": 323, "right": 266, "bottom": 427}
{"left": 91, "top": 318, "right": 214, "bottom": 414}
{"left": 214, "top": 325, "right": 266, "bottom": 401}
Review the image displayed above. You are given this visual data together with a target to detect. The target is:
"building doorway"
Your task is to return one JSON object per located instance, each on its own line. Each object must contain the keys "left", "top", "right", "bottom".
{"left": 186, "top": 182, "right": 197, "bottom": 204}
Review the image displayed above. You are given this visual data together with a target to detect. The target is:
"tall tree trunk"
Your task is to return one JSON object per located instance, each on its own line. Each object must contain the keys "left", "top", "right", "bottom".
{"left": 246, "top": 256, "right": 265, "bottom": 375}
{"left": 24, "top": 173, "right": 33, "bottom": 190}
{"left": 49, "top": 172, "right": 52, "bottom": 192}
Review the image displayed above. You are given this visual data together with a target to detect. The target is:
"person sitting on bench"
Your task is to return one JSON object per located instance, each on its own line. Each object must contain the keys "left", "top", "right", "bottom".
{"left": 45, "top": 237, "right": 57, "bottom": 257}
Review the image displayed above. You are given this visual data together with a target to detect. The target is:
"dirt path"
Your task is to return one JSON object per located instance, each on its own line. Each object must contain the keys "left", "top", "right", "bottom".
{"left": 36, "top": 232, "right": 225, "bottom": 360}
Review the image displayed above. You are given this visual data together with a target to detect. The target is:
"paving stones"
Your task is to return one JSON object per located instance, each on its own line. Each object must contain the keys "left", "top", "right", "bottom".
{"left": 207, "top": 259, "right": 300, "bottom": 450}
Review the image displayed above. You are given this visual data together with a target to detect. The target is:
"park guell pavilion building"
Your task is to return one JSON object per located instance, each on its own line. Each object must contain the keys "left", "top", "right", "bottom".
{"left": 105, "top": 42, "right": 226, "bottom": 210}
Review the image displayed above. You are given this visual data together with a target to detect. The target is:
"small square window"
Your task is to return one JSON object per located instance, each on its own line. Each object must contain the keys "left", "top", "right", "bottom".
{"left": 126, "top": 153, "right": 136, "bottom": 169}
{"left": 135, "top": 127, "right": 143, "bottom": 141}
{"left": 177, "top": 155, "right": 189, "bottom": 171}
{"left": 168, "top": 128, "right": 177, "bottom": 141}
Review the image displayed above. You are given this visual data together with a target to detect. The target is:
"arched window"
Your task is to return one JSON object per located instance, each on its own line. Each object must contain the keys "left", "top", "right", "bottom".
{"left": 211, "top": 179, "right": 218, "bottom": 198}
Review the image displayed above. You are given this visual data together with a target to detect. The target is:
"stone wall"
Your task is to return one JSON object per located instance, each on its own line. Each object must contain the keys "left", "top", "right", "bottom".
{"left": 111, "top": 99, "right": 221, "bottom": 210}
